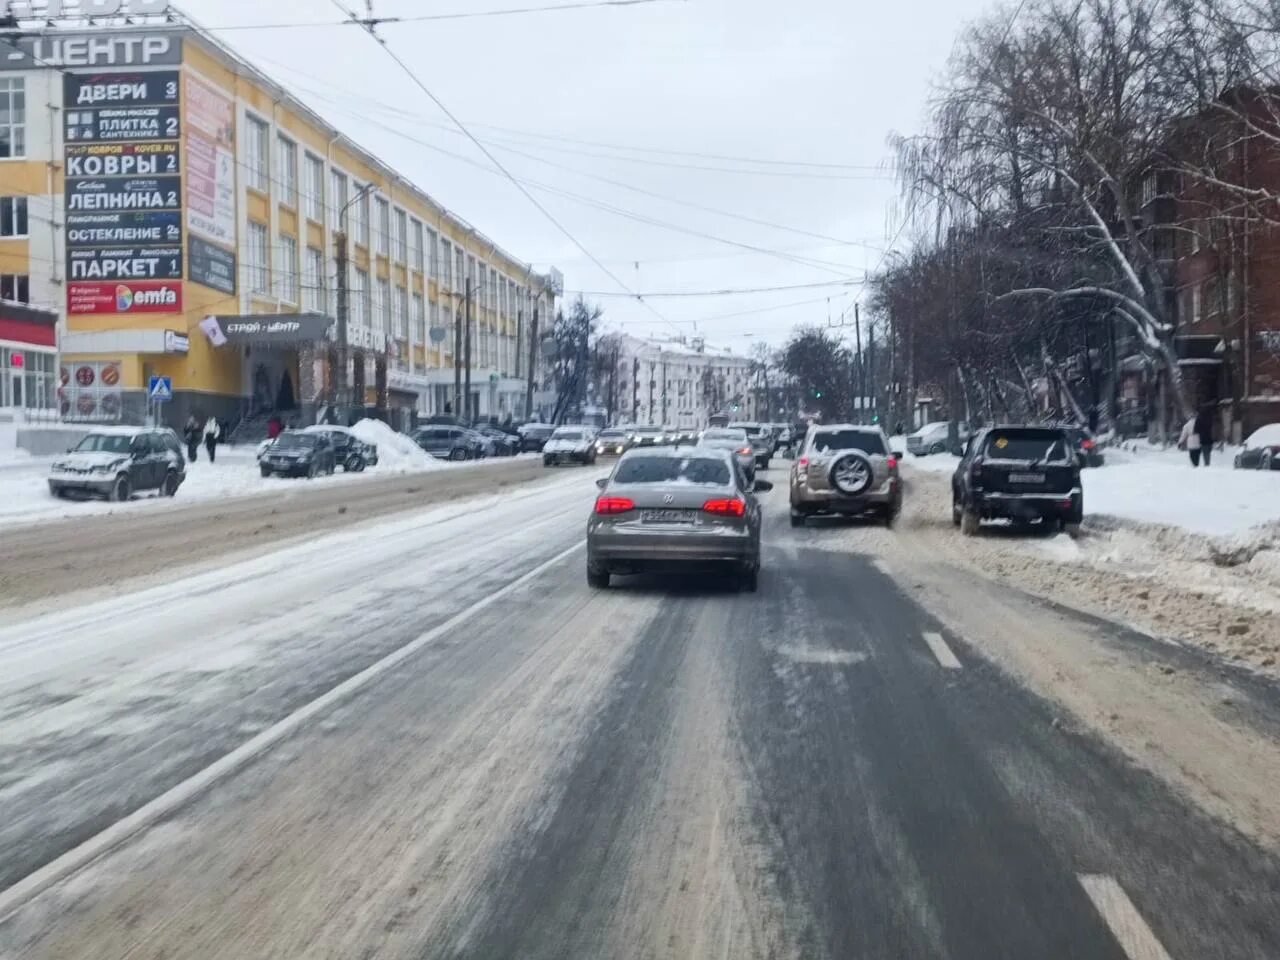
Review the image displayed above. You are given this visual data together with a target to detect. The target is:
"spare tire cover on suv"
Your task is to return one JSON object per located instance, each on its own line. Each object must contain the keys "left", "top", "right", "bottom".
{"left": 830, "top": 451, "right": 873, "bottom": 495}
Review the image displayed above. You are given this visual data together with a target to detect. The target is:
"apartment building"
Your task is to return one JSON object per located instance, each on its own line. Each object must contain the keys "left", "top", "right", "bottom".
{"left": 611, "top": 334, "right": 759, "bottom": 428}
{"left": 0, "top": 21, "right": 559, "bottom": 428}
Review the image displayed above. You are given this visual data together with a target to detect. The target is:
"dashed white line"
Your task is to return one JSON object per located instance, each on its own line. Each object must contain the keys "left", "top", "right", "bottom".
{"left": 1078, "top": 874, "right": 1175, "bottom": 960}
{"left": 922, "top": 631, "right": 962, "bottom": 670}
{"left": 0, "top": 539, "right": 586, "bottom": 923}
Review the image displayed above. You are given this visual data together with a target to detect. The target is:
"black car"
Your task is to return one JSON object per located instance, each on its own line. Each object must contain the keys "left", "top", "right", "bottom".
{"left": 48, "top": 427, "right": 186, "bottom": 501}
{"left": 477, "top": 424, "right": 520, "bottom": 456}
{"left": 951, "top": 426, "right": 1082, "bottom": 536}
{"left": 1234, "top": 424, "right": 1280, "bottom": 470}
{"left": 303, "top": 426, "right": 378, "bottom": 472}
{"left": 259, "top": 431, "right": 338, "bottom": 478}
{"left": 519, "top": 423, "right": 556, "bottom": 452}
{"left": 1063, "top": 426, "right": 1105, "bottom": 468}
{"left": 414, "top": 426, "right": 474, "bottom": 461}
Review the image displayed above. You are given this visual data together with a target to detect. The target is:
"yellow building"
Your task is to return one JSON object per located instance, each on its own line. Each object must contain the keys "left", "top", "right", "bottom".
{"left": 0, "top": 23, "right": 559, "bottom": 430}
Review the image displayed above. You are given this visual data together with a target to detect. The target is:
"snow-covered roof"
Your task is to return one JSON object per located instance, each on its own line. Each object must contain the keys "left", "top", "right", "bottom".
{"left": 1244, "top": 423, "right": 1280, "bottom": 448}
{"left": 79, "top": 425, "right": 148, "bottom": 437}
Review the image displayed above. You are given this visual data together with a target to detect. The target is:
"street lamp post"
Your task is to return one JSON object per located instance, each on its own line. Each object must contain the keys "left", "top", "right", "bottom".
{"left": 334, "top": 183, "right": 375, "bottom": 414}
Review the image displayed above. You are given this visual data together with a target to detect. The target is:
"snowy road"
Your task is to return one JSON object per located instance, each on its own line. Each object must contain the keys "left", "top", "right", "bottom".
{"left": 1, "top": 462, "right": 1278, "bottom": 958}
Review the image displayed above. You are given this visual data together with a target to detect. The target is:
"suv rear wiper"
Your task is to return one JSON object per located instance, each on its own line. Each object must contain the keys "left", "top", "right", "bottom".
{"left": 1028, "top": 441, "right": 1059, "bottom": 469}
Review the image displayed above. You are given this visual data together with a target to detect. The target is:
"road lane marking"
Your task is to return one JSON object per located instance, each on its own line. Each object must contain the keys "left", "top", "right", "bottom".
{"left": 0, "top": 539, "right": 586, "bottom": 922}
{"left": 1078, "top": 874, "right": 1175, "bottom": 960}
{"left": 922, "top": 631, "right": 962, "bottom": 669}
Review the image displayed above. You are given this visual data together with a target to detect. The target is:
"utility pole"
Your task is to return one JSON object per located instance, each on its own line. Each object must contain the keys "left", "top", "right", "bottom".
{"left": 463, "top": 278, "right": 473, "bottom": 423}
{"left": 335, "top": 230, "right": 349, "bottom": 411}
{"left": 867, "top": 314, "right": 876, "bottom": 424}
{"left": 853, "top": 302, "right": 864, "bottom": 423}
{"left": 632, "top": 357, "right": 640, "bottom": 421}
{"left": 525, "top": 294, "right": 540, "bottom": 420}
{"left": 453, "top": 297, "right": 462, "bottom": 416}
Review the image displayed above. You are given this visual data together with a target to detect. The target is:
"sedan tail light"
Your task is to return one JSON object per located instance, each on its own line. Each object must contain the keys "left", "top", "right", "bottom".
{"left": 703, "top": 498, "right": 746, "bottom": 518}
{"left": 595, "top": 496, "right": 635, "bottom": 515}
{"left": 886, "top": 455, "right": 898, "bottom": 470}
{"left": 738, "top": 446, "right": 752, "bottom": 456}
{"left": 1081, "top": 438, "right": 1096, "bottom": 450}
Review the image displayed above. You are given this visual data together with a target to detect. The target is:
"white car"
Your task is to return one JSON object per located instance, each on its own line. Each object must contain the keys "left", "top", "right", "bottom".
{"left": 906, "top": 421, "right": 969, "bottom": 456}
{"left": 542, "top": 426, "right": 598, "bottom": 466}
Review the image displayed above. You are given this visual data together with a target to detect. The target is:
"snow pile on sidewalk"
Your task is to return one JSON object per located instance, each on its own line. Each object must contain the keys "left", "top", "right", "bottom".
{"left": 348, "top": 419, "right": 443, "bottom": 472}
{"left": 1088, "top": 461, "right": 1280, "bottom": 537}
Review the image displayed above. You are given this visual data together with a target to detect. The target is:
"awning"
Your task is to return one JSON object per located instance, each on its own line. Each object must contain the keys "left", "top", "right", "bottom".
{"left": 0, "top": 302, "right": 57, "bottom": 348}
{"left": 200, "top": 312, "right": 332, "bottom": 346}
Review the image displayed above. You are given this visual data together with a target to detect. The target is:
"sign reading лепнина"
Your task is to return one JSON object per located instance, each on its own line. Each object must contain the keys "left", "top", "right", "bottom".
{"left": 64, "top": 58, "right": 182, "bottom": 316}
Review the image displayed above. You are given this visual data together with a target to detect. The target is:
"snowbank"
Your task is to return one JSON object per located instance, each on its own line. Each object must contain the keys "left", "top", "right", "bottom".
{"left": 1087, "top": 462, "right": 1280, "bottom": 537}
{"left": 348, "top": 419, "right": 443, "bottom": 472}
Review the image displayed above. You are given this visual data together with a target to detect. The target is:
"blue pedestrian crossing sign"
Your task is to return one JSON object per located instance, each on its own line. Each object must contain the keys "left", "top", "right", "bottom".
{"left": 148, "top": 376, "right": 173, "bottom": 402}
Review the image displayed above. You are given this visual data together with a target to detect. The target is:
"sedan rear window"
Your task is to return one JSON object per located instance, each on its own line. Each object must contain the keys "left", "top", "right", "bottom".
{"left": 811, "top": 430, "right": 886, "bottom": 454}
{"left": 614, "top": 456, "right": 731, "bottom": 485}
{"left": 983, "top": 430, "right": 1069, "bottom": 461}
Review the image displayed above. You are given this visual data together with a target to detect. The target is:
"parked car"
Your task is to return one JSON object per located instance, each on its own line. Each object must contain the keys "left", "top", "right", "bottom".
{"left": 413, "top": 426, "right": 474, "bottom": 461}
{"left": 48, "top": 426, "right": 186, "bottom": 501}
{"left": 462, "top": 428, "right": 496, "bottom": 458}
{"left": 673, "top": 427, "right": 700, "bottom": 445}
{"left": 728, "top": 422, "right": 774, "bottom": 469}
{"left": 476, "top": 425, "right": 520, "bottom": 456}
{"left": 594, "top": 427, "right": 631, "bottom": 457}
{"left": 259, "top": 431, "right": 338, "bottom": 478}
{"left": 789, "top": 424, "right": 901, "bottom": 527}
{"left": 586, "top": 445, "right": 772, "bottom": 591}
{"left": 519, "top": 422, "right": 556, "bottom": 452}
{"left": 1063, "top": 426, "right": 1105, "bottom": 468}
{"left": 907, "top": 420, "right": 969, "bottom": 456}
{"left": 543, "top": 426, "right": 598, "bottom": 466}
{"left": 697, "top": 427, "right": 756, "bottom": 482}
{"left": 951, "top": 425, "right": 1082, "bottom": 536}
{"left": 301, "top": 425, "right": 378, "bottom": 472}
{"left": 1234, "top": 423, "right": 1280, "bottom": 470}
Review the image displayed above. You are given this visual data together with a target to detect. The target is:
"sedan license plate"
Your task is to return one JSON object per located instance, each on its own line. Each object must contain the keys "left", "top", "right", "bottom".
{"left": 641, "top": 508, "right": 695, "bottom": 524}
{"left": 1009, "top": 472, "right": 1046, "bottom": 483}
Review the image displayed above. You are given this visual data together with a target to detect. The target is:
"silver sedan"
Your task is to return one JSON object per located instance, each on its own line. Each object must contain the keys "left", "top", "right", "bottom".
{"left": 586, "top": 445, "right": 772, "bottom": 591}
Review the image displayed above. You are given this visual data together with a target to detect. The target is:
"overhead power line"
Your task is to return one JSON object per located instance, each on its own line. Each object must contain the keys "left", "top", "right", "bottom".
{"left": 567, "top": 280, "right": 861, "bottom": 298}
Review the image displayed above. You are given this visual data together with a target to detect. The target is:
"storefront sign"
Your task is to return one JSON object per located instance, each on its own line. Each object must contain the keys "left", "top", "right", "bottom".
{"left": 68, "top": 280, "right": 182, "bottom": 315}
{"left": 65, "top": 105, "right": 180, "bottom": 143}
{"left": 201, "top": 312, "right": 331, "bottom": 345}
{"left": 64, "top": 69, "right": 179, "bottom": 108}
{"left": 188, "top": 235, "right": 236, "bottom": 295}
{"left": 66, "top": 210, "right": 181, "bottom": 247}
{"left": 0, "top": 31, "right": 180, "bottom": 70}
{"left": 66, "top": 141, "right": 180, "bottom": 177}
{"left": 61, "top": 359, "right": 124, "bottom": 422}
{"left": 68, "top": 245, "right": 182, "bottom": 281}
{"left": 65, "top": 70, "right": 182, "bottom": 316}
{"left": 9, "top": 351, "right": 23, "bottom": 368}
{"left": 185, "top": 74, "right": 236, "bottom": 246}
{"left": 164, "top": 329, "right": 188, "bottom": 353}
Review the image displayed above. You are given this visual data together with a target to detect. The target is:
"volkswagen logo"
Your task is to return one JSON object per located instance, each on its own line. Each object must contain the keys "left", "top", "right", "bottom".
{"left": 662, "top": 494, "right": 675, "bottom": 504}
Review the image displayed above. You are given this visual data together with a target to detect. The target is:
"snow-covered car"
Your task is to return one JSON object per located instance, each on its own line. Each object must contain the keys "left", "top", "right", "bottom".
{"left": 543, "top": 427, "right": 598, "bottom": 466}
{"left": 906, "top": 420, "right": 970, "bottom": 456}
{"left": 48, "top": 427, "right": 186, "bottom": 501}
{"left": 302, "top": 425, "right": 378, "bottom": 472}
{"left": 1234, "top": 423, "right": 1280, "bottom": 470}
{"left": 259, "top": 431, "right": 337, "bottom": 478}
{"left": 518, "top": 422, "right": 556, "bottom": 452}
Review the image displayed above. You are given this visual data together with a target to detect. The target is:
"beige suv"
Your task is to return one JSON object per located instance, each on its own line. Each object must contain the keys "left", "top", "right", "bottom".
{"left": 789, "top": 424, "right": 902, "bottom": 527}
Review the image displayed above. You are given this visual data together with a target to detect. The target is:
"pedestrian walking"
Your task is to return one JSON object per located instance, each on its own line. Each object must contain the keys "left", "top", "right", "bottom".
{"left": 1179, "top": 415, "right": 1202, "bottom": 466}
{"left": 203, "top": 415, "right": 221, "bottom": 463}
{"left": 267, "top": 415, "right": 283, "bottom": 440}
{"left": 1195, "top": 404, "right": 1216, "bottom": 467}
{"left": 183, "top": 414, "right": 200, "bottom": 462}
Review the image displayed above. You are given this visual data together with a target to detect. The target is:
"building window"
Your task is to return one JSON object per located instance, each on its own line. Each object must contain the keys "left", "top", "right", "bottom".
{"left": 376, "top": 197, "right": 390, "bottom": 256}
{"left": 413, "top": 292, "right": 426, "bottom": 344}
{"left": 303, "top": 246, "right": 325, "bottom": 312}
{"left": 410, "top": 219, "right": 423, "bottom": 274}
{"left": 1203, "top": 275, "right": 1222, "bottom": 318}
{"left": 394, "top": 209, "right": 408, "bottom": 262}
{"left": 353, "top": 268, "right": 369, "bottom": 327}
{"left": 0, "top": 197, "right": 27, "bottom": 237}
{"left": 0, "top": 273, "right": 29, "bottom": 303}
{"left": 304, "top": 153, "right": 324, "bottom": 221}
{"left": 441, "top": 239, "right": 453, "bottom": 289}
{"left": 277, "top": 136, "right": 297, "bottom": 207}
{"left": 457, "top": 250, "right": 466, "bottom": 294}
{"left": 246, "top": 115, "right": 270, "bottom": 193}
{"left": 330, "top": 170, "right": 348, "bottom": 220}
{"left": 427, "top": 229, "right": 439, "bottom": 281}
{"left": 394, "top": 285, "right": 409, "bottom": 340}
{"left": 375, "top": 276, "right": 390, "bottom": 334}
{"left": 1184, "top": 283, "right": 1201, "bottom": 325}
{"left": 247, "top": 222, "right": 269, "bottom": 294}
{"left": 277, "top": 234, "right": 298, "bottom": 303}
{"left": 0, "top": 78, "right": 25, "bottom": 159}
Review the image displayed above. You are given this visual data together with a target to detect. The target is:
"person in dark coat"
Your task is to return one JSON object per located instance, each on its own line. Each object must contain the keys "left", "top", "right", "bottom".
{"left": 1195, "top": 405, "right": 1216, "bottom": 467}
{"left": 183, "top": 414, "right": 200, "bottom": 462}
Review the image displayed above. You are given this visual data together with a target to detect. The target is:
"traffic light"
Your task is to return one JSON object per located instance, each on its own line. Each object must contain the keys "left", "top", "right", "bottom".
{"left": 814, "top": 389, "right": 823, "bottom": 399}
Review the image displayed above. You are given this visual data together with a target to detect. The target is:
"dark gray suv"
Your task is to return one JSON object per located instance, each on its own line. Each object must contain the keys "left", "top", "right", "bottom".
{"left": 48, "top": 427, "right": 186, "bottom": 501}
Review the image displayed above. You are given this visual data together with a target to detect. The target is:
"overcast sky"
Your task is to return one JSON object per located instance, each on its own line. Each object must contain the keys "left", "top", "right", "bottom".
{"left": 177, "top": 0, "right": 996, "bottom": 351}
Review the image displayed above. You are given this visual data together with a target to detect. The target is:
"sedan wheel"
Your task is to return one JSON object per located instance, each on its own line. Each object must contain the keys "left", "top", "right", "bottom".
{"left": 346, "top": 455, "right": 365, "bottom": 473}
{"left": 451, "top": 448, "right": 467, "bottom": 462}
{"left": 109, "top": 475, "right": 131, "bottom": 502}
{"left": 162, "top": 471, "right": 180, "bottom": 497}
